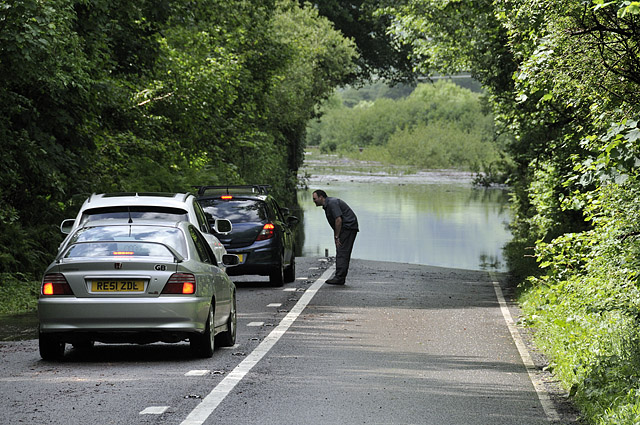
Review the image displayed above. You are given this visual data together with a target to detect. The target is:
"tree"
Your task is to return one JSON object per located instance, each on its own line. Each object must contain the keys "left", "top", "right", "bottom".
{"left": 301, "top": 0, "right": 416, "bottom": 83}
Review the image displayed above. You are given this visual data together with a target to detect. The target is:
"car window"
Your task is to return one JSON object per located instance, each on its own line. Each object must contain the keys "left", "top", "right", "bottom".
{"left": 64, "top": 242, "right": 175, "bottom": 259}
{"left": 80, "top": 206, "right": 188, "bottom": 225}
{"left": 199, "top": 199, "right": 268, "bottom": 223}
{"left": 192, "top": 200, "right": 211, "bottom": 233}
{"left": 189, "top": 226, "right": 214, "bottom": 264}
{"left": 270, "top": 199, "right": 285, "bottom": 222}
{"left": 67, "top": 225, "right": 187, "bottom": 258}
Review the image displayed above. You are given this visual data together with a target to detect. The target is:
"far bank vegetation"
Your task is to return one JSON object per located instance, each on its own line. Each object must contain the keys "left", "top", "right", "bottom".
{"left": 306, "top": 80, "right": 510, "bottom": 176}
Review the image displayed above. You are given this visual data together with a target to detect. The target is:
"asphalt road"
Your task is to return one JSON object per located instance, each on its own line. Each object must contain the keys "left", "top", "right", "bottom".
{"left": 0, "top": 257, "right": 580, "bottom": 424}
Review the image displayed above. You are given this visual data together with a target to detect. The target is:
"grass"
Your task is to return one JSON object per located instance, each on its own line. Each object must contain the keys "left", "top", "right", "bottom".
{"left": 0, "top": 273, "right": 40, "bottom": 315}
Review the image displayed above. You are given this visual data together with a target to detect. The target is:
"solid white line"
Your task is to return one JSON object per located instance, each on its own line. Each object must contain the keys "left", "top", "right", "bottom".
{"left": 180, "top": 266, "right": 335, "bottom": 425}
{"left": 491, "top": 276, "right": 560, "bottom": 423}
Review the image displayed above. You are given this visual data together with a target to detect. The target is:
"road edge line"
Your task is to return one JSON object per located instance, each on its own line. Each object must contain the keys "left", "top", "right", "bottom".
{"left": 489, "top": 272, "right": 560, "bottom": 423}
{"left": 179, "top": 266, "right": 336, "bottom": 425}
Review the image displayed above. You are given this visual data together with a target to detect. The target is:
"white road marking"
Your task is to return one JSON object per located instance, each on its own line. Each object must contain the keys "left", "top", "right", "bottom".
{"left": 140, "top": 406, "right": 169, "bottom": 415}
{"left": 185, "top": 370, "right": 210, "bottom": 377}
{"left": 246, "top": 321, "right": 264, "bottom": 327}
{"left": 180, "top": 266, "right": 335, "bottom": 425}
{"left": 295, "top": 277, "right": 308, "bottom": 280}
{"left": 267, "top": 303, "right": 282, "bottom": 307}
{"left": 283, "top": 288, "right": 297, "bottom": 292}
{"left": 491, "top": 276, "right": 561, "bottom": 422}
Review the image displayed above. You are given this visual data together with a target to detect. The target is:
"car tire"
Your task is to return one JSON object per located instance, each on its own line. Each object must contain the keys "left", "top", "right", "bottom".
{"left": 269, "top": 257, "right": 285, "bottom": 286}
{"left": 39, "top": 331, "right": 65, "bottom": 361}
{"left": 284, "top": 254, "right": 296, "bottom": 283}
{"left": 191, "top": 304, "right": 215, "bottom": 358}
{"left": 216, "top": 292, "right": 237, "bottom": 347}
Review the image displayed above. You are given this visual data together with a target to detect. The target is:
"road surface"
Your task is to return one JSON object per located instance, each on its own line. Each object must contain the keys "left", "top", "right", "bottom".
{"left": 0, "top": 257, "right": 579, "bottom": 424}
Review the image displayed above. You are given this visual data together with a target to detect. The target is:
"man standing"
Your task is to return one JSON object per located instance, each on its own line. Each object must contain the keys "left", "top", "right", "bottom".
{"left": 312, "top": 189, "right": 359, "bottom": 285}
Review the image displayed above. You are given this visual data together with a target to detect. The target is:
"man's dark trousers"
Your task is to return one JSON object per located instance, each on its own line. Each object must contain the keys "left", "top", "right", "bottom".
{"left": 335, "top": 229, "right": 357, "bottom": 282}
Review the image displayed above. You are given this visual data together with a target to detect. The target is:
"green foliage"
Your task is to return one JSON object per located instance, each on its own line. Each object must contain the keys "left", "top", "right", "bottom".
{"left": 0, "top": 0, "right": 357, "bottom": 283}
{"left": 0, "top": 273, "right": 40, "bottom": 315}
{"left": 300, "top": 0, "right": 415, "bottom": 83}
{"left": 383, "top": 0, "right": 640, "bottom": 423}
{"left": 308, "top": 80, "right": 505, "bottom": 172}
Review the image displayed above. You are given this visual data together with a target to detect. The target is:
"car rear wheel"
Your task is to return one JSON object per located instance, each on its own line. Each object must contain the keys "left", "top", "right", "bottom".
{"left": 269, "top": 256, "right": 285, "bottom": 286}
{"left": 284, "top": 254, "right": 296, "bottom": 283}
{"left": 39, "top": 331, "right": 65, "bottom": 361}
{"left": 216, "top": 292, "right": 237, "bottom": 347}
{"left": 191, "top": 304, "right": 215, "bottom": 358}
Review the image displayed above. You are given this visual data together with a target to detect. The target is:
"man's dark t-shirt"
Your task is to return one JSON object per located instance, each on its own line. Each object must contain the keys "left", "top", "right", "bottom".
{"left": 323, "top": 197, "right": 359, "bottom": 231}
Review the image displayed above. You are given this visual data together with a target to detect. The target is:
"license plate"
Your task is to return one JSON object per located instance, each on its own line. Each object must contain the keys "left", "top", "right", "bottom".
{"left": 91, "top": 280, "right": 144, "bottom": 292}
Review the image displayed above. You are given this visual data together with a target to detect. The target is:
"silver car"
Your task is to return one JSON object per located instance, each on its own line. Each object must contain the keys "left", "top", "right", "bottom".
{"left": 38, "top": 220, "right": 238, "bottom": 360}
{"left": 58, "top": 193, "right": 232, "bottom": 265}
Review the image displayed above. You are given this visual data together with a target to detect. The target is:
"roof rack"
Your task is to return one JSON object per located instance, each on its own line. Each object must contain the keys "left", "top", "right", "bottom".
{"left": 194, "top": 185, "right": 271, "bottom": 196}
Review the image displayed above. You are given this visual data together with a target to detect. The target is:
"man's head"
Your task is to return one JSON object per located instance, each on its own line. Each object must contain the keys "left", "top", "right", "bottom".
{"left": 312, "top": 190, "right": 327, "bottom": 207}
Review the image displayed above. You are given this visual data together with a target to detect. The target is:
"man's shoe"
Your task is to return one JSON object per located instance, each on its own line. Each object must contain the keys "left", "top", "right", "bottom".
{"left": 325, "top": 278, "right": 345, "bottom": 285}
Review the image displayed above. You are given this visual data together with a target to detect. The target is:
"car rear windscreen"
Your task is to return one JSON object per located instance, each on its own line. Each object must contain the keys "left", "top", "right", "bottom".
{"left": 200, "top": 199, "right": 267, "bottom": 222}
{"left": 81, "top": 206, "right": 188, "bottom": 225}
{"left": 66, "top": 225, "right": 187, "bottom": 258}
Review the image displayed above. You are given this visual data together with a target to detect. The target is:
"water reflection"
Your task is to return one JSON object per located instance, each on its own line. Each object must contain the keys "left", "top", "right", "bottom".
{"left": 297, "top": 181, "right": 512, "bottom": 271}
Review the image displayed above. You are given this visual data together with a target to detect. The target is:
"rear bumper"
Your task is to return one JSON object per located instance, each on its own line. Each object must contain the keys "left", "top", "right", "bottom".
{"left": 38, "top": 296, "right": 210, "bottom": 341}
{"left": 226, "top": 244, "right": 280, "bottom": 276}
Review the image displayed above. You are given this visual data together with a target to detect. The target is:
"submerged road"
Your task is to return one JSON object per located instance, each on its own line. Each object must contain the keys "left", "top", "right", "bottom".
{"left": 0, "top": 257, "right": 578, "bottom": 424}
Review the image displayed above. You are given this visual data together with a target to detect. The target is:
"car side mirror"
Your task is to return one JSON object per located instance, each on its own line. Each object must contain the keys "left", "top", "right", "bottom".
{"left": 60, "top": 219, "right": 75, "bottom": 234}
{"left": 212, "top": 219, "right": 232, "bottom": 234}
{"left": 222, "top": 254, "right": 240, "bottom": 267}
{"left": 286, "top": 216, "right": 299, "bottom": 227}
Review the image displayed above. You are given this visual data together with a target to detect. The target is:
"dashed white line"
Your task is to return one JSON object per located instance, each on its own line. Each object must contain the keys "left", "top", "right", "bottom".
{"left": 185, "top": 370, "right": 210, "bottom": 377}
{"left": 179, "top": 266, "right": 335, "bottom": 425}
{"left": 140, "top": 406, "right": 169, "bottom": 415}
{"left": 246, "top": 321, "right": 264, "bottom": 327}
{"left": 491, "top": 276, "right": 561, "bottom": 423}
{"left": 267, "top": 303, "right": 282, "bottom": 307}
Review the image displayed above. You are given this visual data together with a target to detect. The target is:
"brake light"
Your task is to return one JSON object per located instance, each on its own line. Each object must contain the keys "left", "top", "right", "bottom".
{"left": 256, "top": 223, "right": 275, "bottom": 241}
{"left": 162, "top": 273, "right": 196, "bottom": 294}
{"left": 42, "top": 273, "right": 74, "bottom": 296}
{"left": 221, "top": 195, "right": 233, "bottom": 200}
{"left": 113, "top": 251, "right": 134, "bottom": 256}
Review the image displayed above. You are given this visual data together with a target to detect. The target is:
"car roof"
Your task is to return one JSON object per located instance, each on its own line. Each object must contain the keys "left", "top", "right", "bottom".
{"left": 80, "top": 193, "right": 195, "bottom": 209}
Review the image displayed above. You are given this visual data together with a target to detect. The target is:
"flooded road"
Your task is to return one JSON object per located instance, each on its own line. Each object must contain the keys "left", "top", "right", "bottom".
{"left": 297, "top": 164, "right": 512, "bottom": 272}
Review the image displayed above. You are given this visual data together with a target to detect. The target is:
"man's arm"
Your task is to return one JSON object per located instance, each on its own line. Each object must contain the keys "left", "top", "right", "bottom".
{"left": 334, "top": 216, "right": 342, "bottom": 246}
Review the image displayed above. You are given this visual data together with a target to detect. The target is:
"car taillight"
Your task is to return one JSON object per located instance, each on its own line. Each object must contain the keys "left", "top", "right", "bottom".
{"left": 256, "top": 223, "right": 275, "bottom": 241}
{"left": 162, "top": 273, "right": 196, "bottom": 295}
{"left": 42, "top": 273, "right": 74, "bottom": 296}
{"left": 221, "top": 195, "right": 233, "bottom": 200}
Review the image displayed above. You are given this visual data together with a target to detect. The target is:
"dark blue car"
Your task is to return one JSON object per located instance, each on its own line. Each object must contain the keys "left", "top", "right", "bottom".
{"left": 196, "top": 185, "right": 298, "bottom": 286}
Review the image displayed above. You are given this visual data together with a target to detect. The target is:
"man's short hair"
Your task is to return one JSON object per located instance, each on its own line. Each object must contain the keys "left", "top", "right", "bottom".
{"left": 313, "top": 189, "right": 328, "bottom": 198}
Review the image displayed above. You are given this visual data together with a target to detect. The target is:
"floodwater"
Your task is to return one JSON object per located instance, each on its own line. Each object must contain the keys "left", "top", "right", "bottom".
{"left": 296, "top": 170, "right": 512, "bottom": 272}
